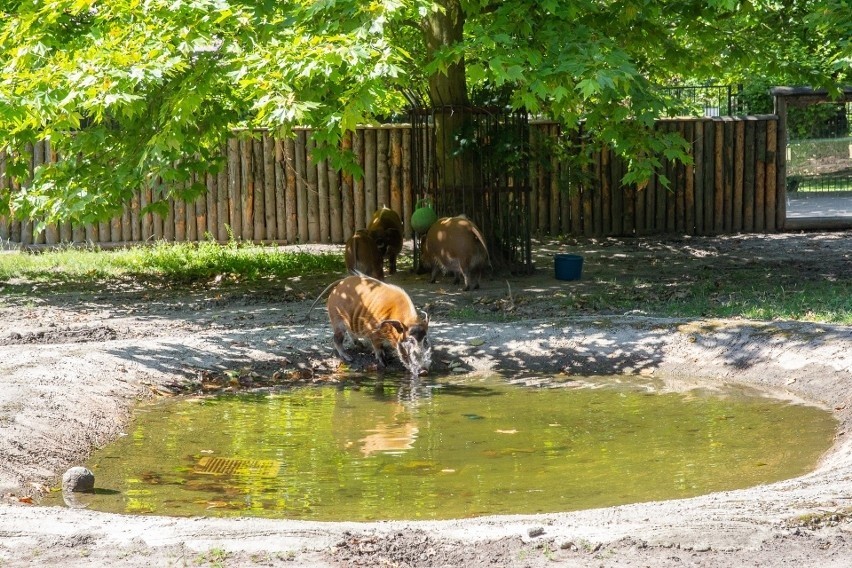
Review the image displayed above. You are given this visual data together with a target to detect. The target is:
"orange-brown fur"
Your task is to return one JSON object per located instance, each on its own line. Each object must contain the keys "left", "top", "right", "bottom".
{"left": 366, "top": 206, "right": 404, "bottom": 274}
{"left": 420, "top": 216, "right": 490, "bottom": 291}
{"left": 344, "top": 229, "right": 383, "bottom": 280}
{"left": 326, "top": 275, "right": 430, "bottom": 374}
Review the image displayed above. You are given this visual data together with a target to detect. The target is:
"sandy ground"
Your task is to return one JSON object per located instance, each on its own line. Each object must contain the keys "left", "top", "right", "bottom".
{"left": 0, "top": 232, "right": 851, "bottom": 567}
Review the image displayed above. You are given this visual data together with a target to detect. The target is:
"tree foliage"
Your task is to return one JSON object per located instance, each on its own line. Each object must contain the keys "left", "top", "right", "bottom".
{"left": 0, "top": 0, "right": 848, "bottom": 224}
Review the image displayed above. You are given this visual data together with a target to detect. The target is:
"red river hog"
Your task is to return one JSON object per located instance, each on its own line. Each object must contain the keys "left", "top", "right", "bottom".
{"left": 366, "top": 206, "right": 404, "bottom": 274}
{"left": 326, "top": 275, "right": 431, "bottom": 376}
{"left": 420, "top": 215, "right": 490, "bottom": 291}
{"left": 344, "top": 229, "right": 383, "bottom": 280}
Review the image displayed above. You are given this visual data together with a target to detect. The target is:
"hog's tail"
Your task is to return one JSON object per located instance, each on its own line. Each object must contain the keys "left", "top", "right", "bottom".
{"left": 303, "top": 277, "right": 345, "bottom": 322}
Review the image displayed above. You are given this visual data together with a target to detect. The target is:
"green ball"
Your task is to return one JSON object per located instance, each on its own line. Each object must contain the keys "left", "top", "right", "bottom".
{"left": 411, "top": 206, "right": 438, "bottom": 234}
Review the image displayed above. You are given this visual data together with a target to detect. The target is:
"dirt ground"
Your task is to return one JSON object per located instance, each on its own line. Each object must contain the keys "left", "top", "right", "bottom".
{"left": 0, "top": 231, "right": 851, "bottom": 567}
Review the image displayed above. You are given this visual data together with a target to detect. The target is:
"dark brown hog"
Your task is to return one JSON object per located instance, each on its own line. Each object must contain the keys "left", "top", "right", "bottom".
{"left": 366, "top": 206, "right": 403, "bottom": 274}
{"left": 327, "top": 275, "right": 431, "bottom": 376}
{"left": 344, "top": 229, "right": 383, "bottom": 280}
{"left": 420, "top": 215, "right": 490, "bottom": 291}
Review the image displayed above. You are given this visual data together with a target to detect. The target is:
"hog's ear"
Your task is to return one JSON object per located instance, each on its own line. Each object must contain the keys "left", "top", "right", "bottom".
{"left": 379, "top": 319, "right": 406, "bottom": 334}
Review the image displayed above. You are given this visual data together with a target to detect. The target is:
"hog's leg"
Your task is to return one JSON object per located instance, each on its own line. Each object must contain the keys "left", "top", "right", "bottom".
{"left": 371, "top": 339, "right": 388, "bottom": 370}
{"left": 332, "top": 326, "right": 353, "bottom": 362}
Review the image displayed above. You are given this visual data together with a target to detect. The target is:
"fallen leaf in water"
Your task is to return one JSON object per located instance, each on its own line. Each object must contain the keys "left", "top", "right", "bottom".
{"left": 469, "top": 338, "right": 485, "bottom": 346}
{"left": 495, "top": 429, "right": 518, "bottom": 434}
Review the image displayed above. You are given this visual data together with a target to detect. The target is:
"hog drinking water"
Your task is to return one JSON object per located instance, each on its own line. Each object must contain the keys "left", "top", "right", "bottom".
{"left": 326, "top": 275, "right": 431, "bottom": 376}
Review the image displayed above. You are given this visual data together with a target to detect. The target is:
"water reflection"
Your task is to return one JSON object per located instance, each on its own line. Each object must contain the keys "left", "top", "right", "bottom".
{"left": 40, "top": 374, "right": 837, "bottom": 521}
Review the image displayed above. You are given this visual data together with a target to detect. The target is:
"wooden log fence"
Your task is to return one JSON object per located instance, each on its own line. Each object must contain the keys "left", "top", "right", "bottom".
{"left": 0, "top": 117, "right": 784, "bottom": 247}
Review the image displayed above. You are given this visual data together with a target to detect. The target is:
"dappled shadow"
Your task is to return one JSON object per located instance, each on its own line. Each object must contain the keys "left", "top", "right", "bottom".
{"left": 8, "top": 232, "right": 849, "bottom": 387}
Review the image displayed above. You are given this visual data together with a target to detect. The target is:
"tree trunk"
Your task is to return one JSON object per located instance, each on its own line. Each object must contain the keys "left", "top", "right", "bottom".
{"left": 421, "top": 0, "right": 477, "bottom": 199}
{"left": 422, "top": 0, "right": 468, "bottom": 108}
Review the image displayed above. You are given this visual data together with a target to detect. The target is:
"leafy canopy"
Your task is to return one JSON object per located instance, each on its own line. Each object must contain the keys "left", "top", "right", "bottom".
{"left": 0, "top": 0, "right": 848, "bottom": 224}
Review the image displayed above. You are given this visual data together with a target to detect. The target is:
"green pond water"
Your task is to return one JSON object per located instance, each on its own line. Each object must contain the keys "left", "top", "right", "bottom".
{"left": 48, "top": 375, "right": 836, "bottom": 521}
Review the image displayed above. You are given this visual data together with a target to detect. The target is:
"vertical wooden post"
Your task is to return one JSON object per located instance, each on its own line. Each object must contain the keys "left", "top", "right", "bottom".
{"left": 284, "top": 137, "right": 298, "bottom": 243}
{"left": 733, "top": 119, "right": 745, "bottom": 232}
{"left": 216, "top": 146, "right": 229, "bottom": 241}
{"left": 754, "top": 119, "right": 767, "bottom": 232}
{"left": 564, "top": 127, "right": 575, "bottom": 235}
{"left": 141, "top": 183, "right": 152, "bottom": 241}
{"left": 328, "top": 159, "right": 342, "bottom": 243}
{"left": 712, "top": 117, "right": 724, "bottom": 234}
{"left": 23, "top": 143, "right": 38, "bottom": 245}
{"left": 163, "top": 193, "right": 175, "bottom": 241}
{"left": 251, "top": 137, "right": 265, "bottom": 241}
{"left": 227, "top": 138, "right": 242, "bottom": 239}
{"left": 353, "top": 129, "right": 365, "bottom": 229}
{"left": 185, "top": 176, "right": 197, "bottom": 242}
{"left": 693, "top": 119, "right": 705, "bottom": 234}
{"left": 152, "top": 179, "right": 164, "bottom": 241}
{"left": 112, "top": 204, "right": 123, "bottom": 243}
{"left": 553, "top": 126, "right": 566, "bottom": 235}
{"left": 263, "top": 132, "right": 277, "bottom": 241}
{"left": 364, "top": 128, "right": 377, "bottom": 221}
{"left": 295, "top": 130, "right": 309, "bottom": 243}
{"left": 766, "top": 118, "right": 778, "bottom": 232}
{"left": 529, "top": 127, "right": 539, "bottom": 234}
{"left": 702, "top": 118, "right": 715, "bottom": 233}
{"left": 376, "top": 127, "right": 390, "bottom": 210}
{"left": 274, "top": 139, "right": 287, "bottom": 242}
{"left": 601, "top": 146, "right": 612, "bottom": 235}
{"left": 239, "top": 138, "right": 254, "bottom": 241}
{"left": 342, "top": 132, "right": 355, "bottom": 240}
{"left": 663, "top": 123, "right": 676, "bottom": 232}
{"left": 612, "top": 149, "right": 626, "bottom": 235}
{"left": 173, "top": 177, "right": 186, "bottom": 242}
{"left": 401, "top": 129, "right": 413, "bottom": 240}
{"left": 592, "top": 148, "right": 603, "bottom": 236}
{"left": 773, "top": 96, "right": 788, "bottom": 229}
{"left": 306, "top": 133, "right": 319, "bottom": 242}
{"left": 41, "top": 142, "right": 61, "bottom": 244}
{"left": 205, "top": 170, "right": 217, "bottom": 239}
{"left": 684, "top": 121, "right": 695, "bottom": 235}
{"left": 195, "top": 172, "right": 207, "bottom": 240}
{"left": 743, "top": 117, "right": 756, "bottom": 232}
{"left": 390, "top": 128, "right": 403, "bottom": 217}
{"left": 635, "top": 144, "right": 647, "bottom": 235}
{"left": 722, "top": 117, "right": 734, "bottom": 233}
{"left": 8, "top": 148, "right": 23, "bottom": 243}
{"left": 317, "top": 146, "right": 330, "bottom": 244}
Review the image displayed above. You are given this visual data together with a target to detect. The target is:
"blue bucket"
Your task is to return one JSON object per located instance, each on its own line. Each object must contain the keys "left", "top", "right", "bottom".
{"left": 554, "top": 254, "right": 583, "bottom": 281}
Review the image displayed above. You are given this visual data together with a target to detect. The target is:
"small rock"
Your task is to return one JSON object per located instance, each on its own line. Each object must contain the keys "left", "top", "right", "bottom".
{"left": 62, "top": 467, "right": 95, "bottom": 493}
{"left": 528, "top": 526, "right": 545, "bottom": 538}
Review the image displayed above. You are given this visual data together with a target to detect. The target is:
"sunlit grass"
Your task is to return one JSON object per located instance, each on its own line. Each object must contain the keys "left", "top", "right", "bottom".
{"left": 0, "top": 240, "right": 344, "bottom": 284}
{"left": 563, "top": 272, "right": 851, "bottom": 325}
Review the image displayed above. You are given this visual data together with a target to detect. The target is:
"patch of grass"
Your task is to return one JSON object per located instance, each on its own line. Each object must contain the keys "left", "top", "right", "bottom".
{"left": 195, "top": 547, "right": 229, "bottom": 567}
{"left": 564, "top": 268, "right": 851, "bottom": 325}
{"left": 0, "top": 240, "right": 344, "bottom": 286}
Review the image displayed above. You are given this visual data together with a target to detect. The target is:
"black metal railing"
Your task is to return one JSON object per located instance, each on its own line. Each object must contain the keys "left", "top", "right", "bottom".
{"left": 660, "top": 84, "right": 747, "bottom": 117}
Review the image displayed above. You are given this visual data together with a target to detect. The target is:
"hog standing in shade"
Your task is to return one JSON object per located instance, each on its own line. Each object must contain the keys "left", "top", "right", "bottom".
{"left": 367, "top": 206, "right": 404, "bottom": 275}
{"left": 420, "top": 215, "right": 490, "bottom": 291}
